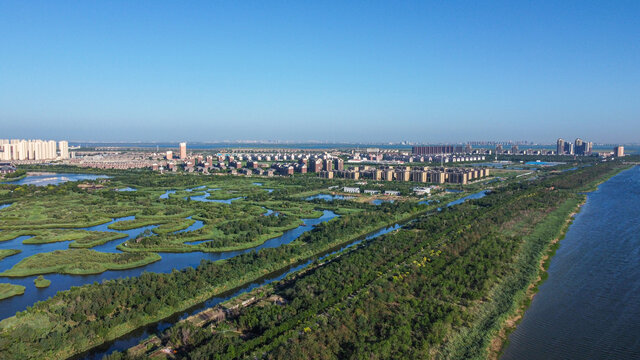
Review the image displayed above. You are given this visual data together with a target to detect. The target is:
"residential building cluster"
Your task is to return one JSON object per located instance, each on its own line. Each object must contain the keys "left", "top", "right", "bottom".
{"left": 556, "top": 138, "right": 593, "bottom": 156}
{"left": 0, "top": 139, "right": 69, "bottom": 161}
{"left": 321, "top": 165, "right": 490, "bottom": 185}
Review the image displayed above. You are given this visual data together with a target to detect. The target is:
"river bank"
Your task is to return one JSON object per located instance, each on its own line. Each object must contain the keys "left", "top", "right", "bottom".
{"left": 488, "top": 165, "right": 634, "bottom": 359}
{"left": 501, "top": 165, "right": 640, "bottom": 359}
{"left": 487, "top": 196, "right": 586, "bottom": 359}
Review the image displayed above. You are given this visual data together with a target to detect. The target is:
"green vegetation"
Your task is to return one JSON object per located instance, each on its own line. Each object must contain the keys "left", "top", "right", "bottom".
{"left": 101, "top": 162, "right": 629, "bottom": 360}
{"left": 0, "top": 161, "right": 629, "bottom": 360}
{"left": 33, "top": 275, "right": 51, "bottom": 288}
{"left": 0, "top": 249, "right": 21, "bottom": 261}
{"left": 0, "top": 249, "right": 161, "bottom": 277}
{"left": 152, "top": 218, "right": 196, "bottom": 234}
{"left": 0, "top": 201, "right": 431, "bottom": 359}
{"left": 0, "top": 284, "right": 25, "bottom": 300}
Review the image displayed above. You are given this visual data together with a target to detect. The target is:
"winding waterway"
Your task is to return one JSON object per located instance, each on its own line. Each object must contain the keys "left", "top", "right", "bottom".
{"left": 502, "top": 166, "right": 640, "bottom": 359}
{"left": 0, "top": 210, "right": 337, "bottom": 320}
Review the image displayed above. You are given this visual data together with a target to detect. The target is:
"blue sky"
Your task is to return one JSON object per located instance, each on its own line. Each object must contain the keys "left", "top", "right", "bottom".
{"left": 1, "top": 1, "right": 638, "bottom": 143}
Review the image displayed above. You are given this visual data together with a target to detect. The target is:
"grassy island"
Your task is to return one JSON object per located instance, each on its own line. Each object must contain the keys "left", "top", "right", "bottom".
{"left": 33, "top": 275, "right": 51, "bottom": 288}
{"left": 0, "top": 249, "right": 21, "bottom": 261}
{"left": 0, "top": 249, "right": 161, "bottom": 277}
{"left": 0, "top": 284, "right": 25, "bottom": 300}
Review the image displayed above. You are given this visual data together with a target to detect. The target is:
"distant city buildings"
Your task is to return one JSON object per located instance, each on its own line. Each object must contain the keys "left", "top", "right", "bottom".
{"left": 614, "top": 146, "right": 624, "bottom": 157}
{"left": 0, "top": 139, "right": 70, "bottom": 161}
{"left": 179, "top": 142, "right": 187, "bottom": 159}
{"left": 412, "top": 145, "right": 465, "bottom": 155}
{"left": 556, "top": 138, "right": 593, "bottom": 156}
{"left": 324, "top": 165, "right": 489, "bottom": 185}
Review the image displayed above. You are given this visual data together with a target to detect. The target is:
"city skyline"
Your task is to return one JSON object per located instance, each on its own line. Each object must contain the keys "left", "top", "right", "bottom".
{"left": 1, "top": 1, "right": 639, "bottom": 143}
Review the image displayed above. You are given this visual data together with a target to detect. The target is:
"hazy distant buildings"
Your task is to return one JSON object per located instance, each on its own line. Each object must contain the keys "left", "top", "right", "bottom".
{"left": 412, "top": 145, "right": 464, "bottom": 155}
{"left": 614, "top": 146, "right": 624, "bottom": 157}
{"left": 574, "top": 138, "right": 593, "bottom": 155}
{"left": 0, "top": 139, "right": 69, "bottom": 161}
{"left": 557, "top": 137, "right": 593, "bottom": 156}
{"left": 557, "top": 138, "right": 565, "bottom": 155}
{"left": 59, "top": 141, "right": 69, "bottom": 159}
{"left": 179, "top": 142, "right": 187, "bottom": 159}
{"left": 166, "top": 151, "right": 173, "bottom": 160}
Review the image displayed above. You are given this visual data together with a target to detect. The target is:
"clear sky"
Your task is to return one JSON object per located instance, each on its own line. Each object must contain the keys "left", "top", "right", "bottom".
{"left": 1, "top": 1, "right": 638, "bottom": 143}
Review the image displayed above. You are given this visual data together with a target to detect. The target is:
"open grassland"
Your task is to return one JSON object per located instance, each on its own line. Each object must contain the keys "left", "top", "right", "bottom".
{"left": 0, "top": 249, "right": 161, "bottom": 277}
{"left": 0, "top": 284, "right": 25, "bottom": 300}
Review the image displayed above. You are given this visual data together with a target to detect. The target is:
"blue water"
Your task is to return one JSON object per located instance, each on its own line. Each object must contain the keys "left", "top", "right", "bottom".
{"left": 446, "top": 190, "right": 489, "bottom": 207}
{"left": 525, "top": 161, "right": 563, "bottom": 166}
{"left": 189, "top": 193, "right": 244, "bottom": 203}
{"left": 502, "top": 166, "right": 640, "bottom": 360}
{"left": 116, "top": 187, "right": 137, "bottom": 192}
{"left": 0, "top": 203, "right": 12, "bottom": 211}
{"left": 2, "top": 173, "right": 109, "bottom": 186}
{"left": 372, "top": 199, "right": 395, "bottom": 205}
{"left": 173, "top": 217, "right": 204, "bottom": 234}
{"left": 306, "top": 194, "right": 354, "bottom": 201}
{"left": 0, "top": 210, "right": 337, "bottom": 321}
{"left": 159, "top": 190, "right": 176, "bottom": 199}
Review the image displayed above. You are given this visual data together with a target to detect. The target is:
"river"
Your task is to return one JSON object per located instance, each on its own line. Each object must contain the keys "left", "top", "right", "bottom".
{"left": 502, "top": 166, "right": 640, "bottom": 359}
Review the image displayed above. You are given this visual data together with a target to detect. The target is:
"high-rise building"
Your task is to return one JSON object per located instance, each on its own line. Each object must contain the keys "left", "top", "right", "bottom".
{"left": 0, "top": 139, "right": 67, "bottom": 161}
{"left": 59, "top": 141, "right": 69, "bottom": 159}
{"left": 575, "top": 138, "right": 585, "bottom": 155}
{"left": 323, "top": 159, "right": 333, "bottom": 172}
{"left": 564, "top": 142, "right": 574, "bottom": 155}
{"left": 557, "top": 138, "right": 565, "bottom": 155}
{"left": 614, "top": 146, "right": 624, "bottom": 157}
{"left": 333, "top": 158, "right": 344, "bottom": 171}
{"left": 179, "top": 142, "right": 187, "bottom": 159}
{"left": 585, "top": 142, "right": 593, "bottom": 155}
{"left": 166, "top": 151, "right": 173, "bottom": 160}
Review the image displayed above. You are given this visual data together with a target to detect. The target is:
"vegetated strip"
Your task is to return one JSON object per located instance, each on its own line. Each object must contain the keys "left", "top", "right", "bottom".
{"left": 0, "top": 249, "right": 21, "bottom": 261}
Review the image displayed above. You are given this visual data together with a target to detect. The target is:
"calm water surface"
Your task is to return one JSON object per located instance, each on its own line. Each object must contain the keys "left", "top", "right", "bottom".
{"left": 2, "top": 173, "right": 109, "bottom": 186}
{"left": 502, "top": 166, "right": 640, "bottom": 360}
